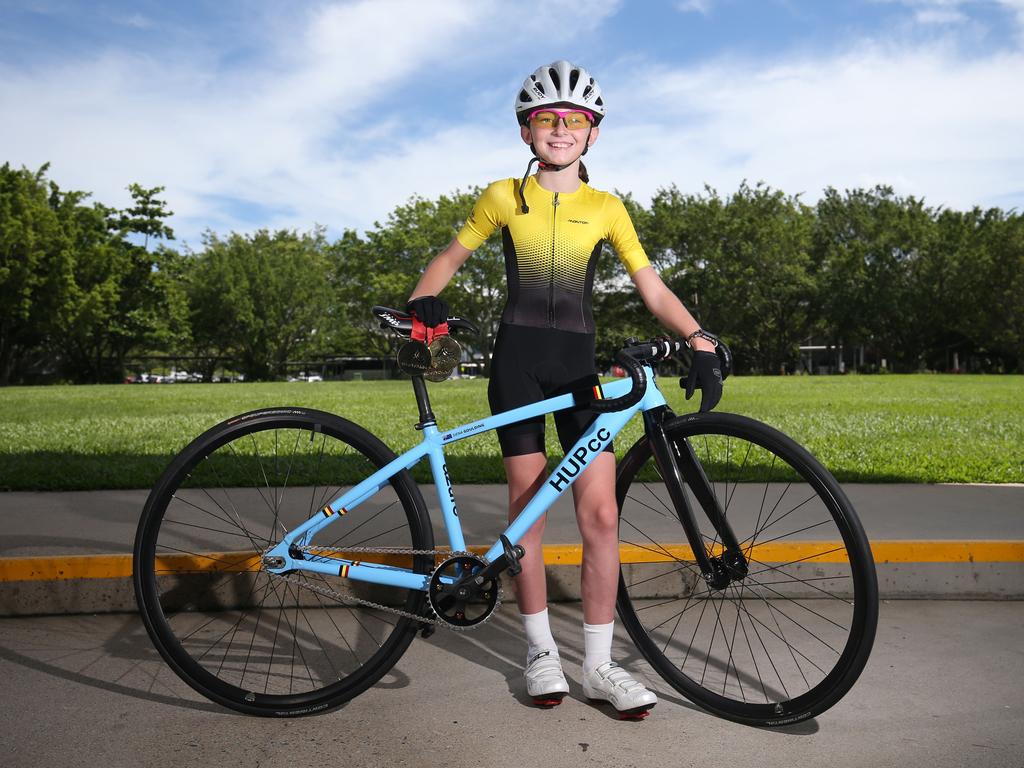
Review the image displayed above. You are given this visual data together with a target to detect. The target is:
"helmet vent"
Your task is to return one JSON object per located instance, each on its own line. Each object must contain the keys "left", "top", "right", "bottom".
{"left": 519, "top": 89, "right": 531, "bottom": 103}
{"left": 582, "top": 85, "right": 592, "bottom": 99}
{"left": 595, "top": 96, "right": 603, "bottom": 107}
{"left": 569, "top": 69, "right": 580, "bottom": 90}
{"left": 534, "top": 80, "right": 545, "bottom": 95}
{"left": 548, "top": 67, "right": 561, "bottom": 90}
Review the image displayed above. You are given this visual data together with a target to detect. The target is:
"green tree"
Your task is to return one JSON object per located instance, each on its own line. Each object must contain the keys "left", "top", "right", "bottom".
{"left": 636, "top": 182, "right": 815, "bottom": 373}
{"left": 47, "top": 181, "right": 183, "bottom": 382}
{"left": 811, "top": 186, "right": 934, "bottom": 371}
{"left": 189, "top": 229, "right": 334, "bottom": 380}
{"left": 0, "top": 163, "right": 75, "bottom": 384}
{"left": 974, "top": 210, "right": 1024, "bottom": 370}
{"left": 115, "top": 184, "right": 175, "bottom": 249}
{"left": 333, "top": 190, "right": 504, "bottom": 369}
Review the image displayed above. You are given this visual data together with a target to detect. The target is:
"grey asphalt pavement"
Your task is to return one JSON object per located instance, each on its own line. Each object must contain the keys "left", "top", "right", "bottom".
{"left": 3, "top": 483, "right": 1023, "bottom": 557}
{"left": 0, "top": 601, "right": 1021, "bottom": 767}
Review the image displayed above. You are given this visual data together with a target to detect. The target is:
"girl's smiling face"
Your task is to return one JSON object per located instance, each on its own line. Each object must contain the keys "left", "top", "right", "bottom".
{"left": 521, "top": 107, "right": 599, "bottom": 167}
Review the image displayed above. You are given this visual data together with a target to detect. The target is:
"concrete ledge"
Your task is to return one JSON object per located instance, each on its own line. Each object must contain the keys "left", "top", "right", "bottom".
{"left": 2, "top": 540, "right": 1022, "bottom": 616}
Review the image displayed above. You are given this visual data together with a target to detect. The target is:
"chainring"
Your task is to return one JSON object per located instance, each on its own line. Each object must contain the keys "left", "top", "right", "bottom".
{"left": 428, "top": 554, "right": 500, "bottom": 628}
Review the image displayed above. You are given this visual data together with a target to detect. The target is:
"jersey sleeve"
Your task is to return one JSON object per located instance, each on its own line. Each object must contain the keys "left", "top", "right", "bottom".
{"left": 605, "top": 195, "right": 651, "bottom": 275}
{"left": 456, "top": 180, "right": 512, "bottom": 251}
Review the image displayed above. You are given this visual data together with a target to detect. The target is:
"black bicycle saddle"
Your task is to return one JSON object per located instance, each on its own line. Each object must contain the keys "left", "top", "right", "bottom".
{"left": 372, "top": 306, "right": 480, "bottom": 337}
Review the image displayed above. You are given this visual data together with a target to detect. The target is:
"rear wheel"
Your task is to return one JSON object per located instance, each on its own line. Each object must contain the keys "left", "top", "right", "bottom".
{"left": 133, "top": 408, "right": 433, "bottom": 716}
{"left": 615, "top": 412, "right": 877, "bottom": 726}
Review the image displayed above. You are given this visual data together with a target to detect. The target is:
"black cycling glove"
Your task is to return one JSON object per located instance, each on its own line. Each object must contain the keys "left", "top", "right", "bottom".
{"left": 406, "top": 295, "right": 449, "bottom": 328}
{"left": 684, "top": 350, "right": 724, "bottom": 413}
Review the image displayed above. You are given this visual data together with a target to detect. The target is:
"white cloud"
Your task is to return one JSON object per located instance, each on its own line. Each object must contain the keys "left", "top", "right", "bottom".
{"left": 114, "top": 13, "right": 154, "bottom": 29}
{"left": 593, "top": 38, "right": 1024, "bottom": 215}
{"left": 0, "top": 0, "right": 623, "bottom": 245}
{"left": 879, "top": 0, "right": 1024, "bottom": 29}
{"left": 914, "top": 7, "right": 969, "bottom": 24}
{"left": 676, "top": 0, "right": 715, "bottom": 14}
{"left": 2, "top": 0, "right": 1020, "bottom": 249}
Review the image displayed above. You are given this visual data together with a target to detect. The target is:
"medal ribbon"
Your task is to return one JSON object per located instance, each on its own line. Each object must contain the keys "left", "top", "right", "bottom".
{"left": 410, "top": 318, "right": 450, "bottom": 346}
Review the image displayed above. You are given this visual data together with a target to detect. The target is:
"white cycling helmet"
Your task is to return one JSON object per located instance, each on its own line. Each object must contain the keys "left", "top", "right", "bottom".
{"left": 515, "top": 60, "right": 606, "bottom": 125}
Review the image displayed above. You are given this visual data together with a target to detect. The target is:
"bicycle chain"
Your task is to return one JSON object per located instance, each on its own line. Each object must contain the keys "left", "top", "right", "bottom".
{"left": 270, "top": 546, "right": 503, "bottom": 631}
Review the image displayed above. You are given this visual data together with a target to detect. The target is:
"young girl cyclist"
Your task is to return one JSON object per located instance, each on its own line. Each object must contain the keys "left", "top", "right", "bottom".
{"left": 407, "top": 60, "right": 723, "bottom": 718}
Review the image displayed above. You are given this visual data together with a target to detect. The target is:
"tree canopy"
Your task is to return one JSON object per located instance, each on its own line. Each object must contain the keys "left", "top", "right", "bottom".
{"left": 1, "top": 162, "right": 1020, "bottom": 384}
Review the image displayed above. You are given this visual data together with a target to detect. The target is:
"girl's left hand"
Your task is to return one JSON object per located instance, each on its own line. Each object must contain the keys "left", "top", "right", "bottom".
{"left": 684, "top": 351, "right": 724, "bottom": 412}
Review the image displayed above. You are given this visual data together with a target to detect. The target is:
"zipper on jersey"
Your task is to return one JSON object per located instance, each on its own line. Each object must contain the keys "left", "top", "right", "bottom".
{"left": 548, "top": 191, "right": 559, "bottom": 328}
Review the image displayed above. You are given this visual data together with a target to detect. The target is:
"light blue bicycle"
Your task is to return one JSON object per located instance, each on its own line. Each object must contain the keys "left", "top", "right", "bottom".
{"left": 134, "top": 306, "right": 878, "bottom": 725}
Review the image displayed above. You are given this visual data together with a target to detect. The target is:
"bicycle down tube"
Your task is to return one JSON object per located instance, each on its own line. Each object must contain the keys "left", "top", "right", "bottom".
{"left": 262, "top": 365, "right": 734, "bottom": 592}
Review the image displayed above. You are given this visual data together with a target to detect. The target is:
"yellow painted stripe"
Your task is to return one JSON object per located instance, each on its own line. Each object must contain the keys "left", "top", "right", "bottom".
{"left": 0, "top": 541, "right": 1022, "bottom": 582}
{"left": 546, "top": 540, "right": 1024, "bottom": 566}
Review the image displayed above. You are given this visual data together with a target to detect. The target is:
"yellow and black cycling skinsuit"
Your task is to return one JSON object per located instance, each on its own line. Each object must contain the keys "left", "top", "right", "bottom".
{"left": 456, "top": 175, "right": 651, "bottom": 457}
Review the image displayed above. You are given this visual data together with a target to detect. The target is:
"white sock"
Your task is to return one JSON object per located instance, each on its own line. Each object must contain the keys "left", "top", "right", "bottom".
{"left": 583, "top": 621, "right": 614, "bottom": 674}
{"left": 521, "top": 608, "right": 558, "bottom": 663}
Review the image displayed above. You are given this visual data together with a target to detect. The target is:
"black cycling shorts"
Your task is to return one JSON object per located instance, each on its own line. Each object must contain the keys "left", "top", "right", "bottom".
{"left": 487, "top": 323, "right": 615, "bottom": 458}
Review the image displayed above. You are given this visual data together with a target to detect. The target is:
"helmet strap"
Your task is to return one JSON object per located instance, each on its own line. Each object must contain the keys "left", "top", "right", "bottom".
{"left": 518, "top": 156, "right": 540, "bottom": 214}
{"left": 518, "top": 129, "right": 593, "bottom": 214}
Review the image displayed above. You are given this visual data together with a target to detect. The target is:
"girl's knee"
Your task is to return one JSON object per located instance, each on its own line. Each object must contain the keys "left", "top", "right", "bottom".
{"left": 578, "top": 503, "right": 619, "bottom": 540}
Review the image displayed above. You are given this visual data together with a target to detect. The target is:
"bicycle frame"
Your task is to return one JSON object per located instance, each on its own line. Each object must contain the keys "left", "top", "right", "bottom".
{"left": 263, "top": 365, "right": 738, "bottom": 592}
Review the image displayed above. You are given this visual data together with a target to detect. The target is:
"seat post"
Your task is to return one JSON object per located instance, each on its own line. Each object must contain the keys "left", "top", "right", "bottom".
{"left": 410, "top": 375, "right": 436, "bottom": 428}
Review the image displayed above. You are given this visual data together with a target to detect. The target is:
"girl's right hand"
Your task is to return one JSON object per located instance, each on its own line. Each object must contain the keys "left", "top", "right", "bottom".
{"left": 407, "top": 295, "right": 449, "bottom": 327}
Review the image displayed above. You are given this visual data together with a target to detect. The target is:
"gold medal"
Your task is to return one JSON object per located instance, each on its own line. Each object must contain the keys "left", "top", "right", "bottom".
{"left": 396, "top": 340, "right": 431, "bottom": 374}
{"left": 425, "top": 335, "right": 462, "bottom": 382}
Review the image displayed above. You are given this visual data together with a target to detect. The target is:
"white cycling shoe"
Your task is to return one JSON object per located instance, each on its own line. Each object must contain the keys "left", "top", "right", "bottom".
{"left": 524, "top": 650, "right": 569, "bottom": 707}
{"left": 583, "top": 661, "right": 657, "bottom": 719}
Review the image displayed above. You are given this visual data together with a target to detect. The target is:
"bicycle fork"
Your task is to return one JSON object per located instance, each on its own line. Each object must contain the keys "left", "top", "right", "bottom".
{"left": 643, "top": 406, "right": 748, "bottom": 589}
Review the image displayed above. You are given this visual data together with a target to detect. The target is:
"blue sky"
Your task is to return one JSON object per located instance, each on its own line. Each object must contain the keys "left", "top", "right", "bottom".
{"left": 2, "top": 0, "right": 1022, "bottom": 248}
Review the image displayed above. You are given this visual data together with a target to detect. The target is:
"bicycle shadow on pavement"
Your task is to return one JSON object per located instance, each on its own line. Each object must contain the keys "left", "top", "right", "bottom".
{"left": 0, "top": 612, "right": 411, "bottom": 716}
{"left": 0, "top": 613, "right": 225, "bottom": 713}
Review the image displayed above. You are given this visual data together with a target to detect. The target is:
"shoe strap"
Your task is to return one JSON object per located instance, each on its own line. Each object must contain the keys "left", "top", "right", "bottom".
{"left": 528, "top": 649, "right": 560, "bottom": 666}
{"left": 599, "top": 662, "right": 645, "bottom": 692}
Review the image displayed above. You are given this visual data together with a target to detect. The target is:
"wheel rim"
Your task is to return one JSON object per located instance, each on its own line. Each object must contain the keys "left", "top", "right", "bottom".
{"left": 617, "top": 417, "right": 876, "bottom": 722}
{"left": 137, "top": 417, "right": 429, "bottom": 708}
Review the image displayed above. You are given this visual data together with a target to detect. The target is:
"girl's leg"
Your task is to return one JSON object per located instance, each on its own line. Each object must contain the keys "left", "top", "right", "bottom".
{"left": 573, "top": 451, "right": 658, "bottom": 716}
{"left": 503, "top": 452, "right": 549, "bottom": 614}
{"left": 570, "top": 451, "right": 619, "bottom": 624}
{"left": 505, "top": 451, "right": 569, "bottom": 706}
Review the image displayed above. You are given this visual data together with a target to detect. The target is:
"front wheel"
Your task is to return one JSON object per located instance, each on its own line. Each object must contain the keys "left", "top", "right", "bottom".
{"left": 133, "top": 408, "right": 434, "bottom": 716}
{"left": 615, "top": 412, "right": 878, "bottom": 726}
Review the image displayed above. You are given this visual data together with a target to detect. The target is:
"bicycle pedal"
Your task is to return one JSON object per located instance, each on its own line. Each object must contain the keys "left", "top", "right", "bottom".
{"left": 588, "top": 698, "right": 654, "bottom": 720}
{"left": 500, "top": 534, "right": 523, "bottom": 577}
{"left": 532, "top": 693, "right": 565, "bottom": 708}
{"left": 618, "top": 708, "right": 651, "bottom": 720}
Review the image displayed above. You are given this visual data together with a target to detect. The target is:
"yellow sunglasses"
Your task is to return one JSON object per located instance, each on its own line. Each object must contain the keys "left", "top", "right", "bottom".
{"left": 527, "top": 108, "right": 595, "bottom": 130}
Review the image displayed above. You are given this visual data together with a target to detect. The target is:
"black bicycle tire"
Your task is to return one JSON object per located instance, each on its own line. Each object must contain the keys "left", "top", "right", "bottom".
{"left": 615, "top": 412, "right": 878, "bottom": 727}
{"left": 133, "top": 407, "right": 434, "bottom": 716}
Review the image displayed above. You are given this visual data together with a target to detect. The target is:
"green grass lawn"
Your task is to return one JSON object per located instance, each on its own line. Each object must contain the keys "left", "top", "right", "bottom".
{"left": 0, "top": 374, "right": 1021, "bottom": 490}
